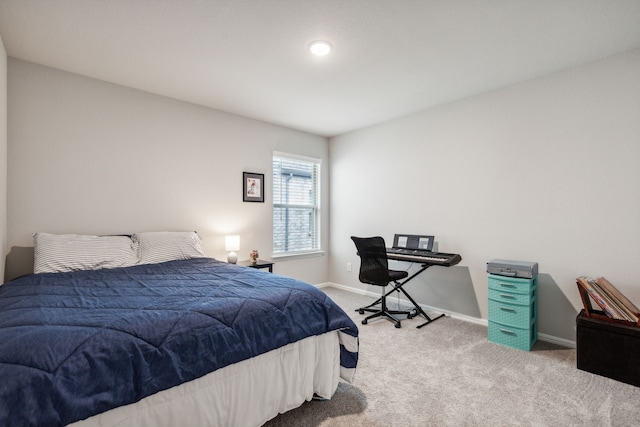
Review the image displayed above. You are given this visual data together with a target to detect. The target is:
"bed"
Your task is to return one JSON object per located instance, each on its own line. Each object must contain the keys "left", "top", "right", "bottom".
{"left": 0, "top": 232, "right": 359, "bottom": 426}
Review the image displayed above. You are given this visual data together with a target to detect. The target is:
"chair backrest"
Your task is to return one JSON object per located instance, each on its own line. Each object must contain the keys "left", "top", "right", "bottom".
{"left": 351, "top": 236, "right": 390, "bottom": 287}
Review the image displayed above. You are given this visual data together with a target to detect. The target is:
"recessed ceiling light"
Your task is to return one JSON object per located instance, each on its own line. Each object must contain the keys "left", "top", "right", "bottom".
{"left": 308, "top": 40, "right": 332, "bottom": 56}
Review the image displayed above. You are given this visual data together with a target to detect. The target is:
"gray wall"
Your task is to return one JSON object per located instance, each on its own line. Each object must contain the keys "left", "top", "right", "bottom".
{"left": 6, "top": 49, "right": 640, "bottom": 345}
{"left": 6, "top": 59, "right": 330, "bottom": 284}
{"left": 329, "top": 49, "right": 640, "bottom": 344}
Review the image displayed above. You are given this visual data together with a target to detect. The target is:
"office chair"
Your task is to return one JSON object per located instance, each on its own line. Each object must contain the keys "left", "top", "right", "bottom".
{"left": 351, "top": 236, "right": 414, "bottom": 328}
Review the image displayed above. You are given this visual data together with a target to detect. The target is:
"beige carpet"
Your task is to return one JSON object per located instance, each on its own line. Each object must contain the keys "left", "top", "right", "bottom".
{"left": 264, "top": 287, "right": 640, "bottom": 426}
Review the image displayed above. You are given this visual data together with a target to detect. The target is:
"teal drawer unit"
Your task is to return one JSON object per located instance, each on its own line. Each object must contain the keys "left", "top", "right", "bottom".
{"left": 488, "top": 320, "right": 538, "bottom": 351}
{"left": 488, "top": 274, "right": 538, "bottom": 351}
{"left": 488, "top": 274, "right": 536, "bottom": 295}
{"left": 488, "top": 297, "right": 537, "bottom": 328}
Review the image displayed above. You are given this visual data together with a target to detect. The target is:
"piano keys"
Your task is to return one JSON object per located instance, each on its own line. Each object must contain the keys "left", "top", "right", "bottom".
{"left": 386, "top": 248, "right": 462, "bottom": 266}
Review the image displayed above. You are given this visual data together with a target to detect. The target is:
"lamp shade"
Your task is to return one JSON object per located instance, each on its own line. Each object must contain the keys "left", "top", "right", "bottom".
{"left": 225, "top": 235, "right": 240, "bottom": 251}
{"left": 225, "top": 235, "right": 240, "bottom": 264}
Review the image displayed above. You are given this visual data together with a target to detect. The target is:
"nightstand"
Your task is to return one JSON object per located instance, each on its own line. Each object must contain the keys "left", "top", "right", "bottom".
{"left": 237, "top": 259, "right": 273, "bottom": 272}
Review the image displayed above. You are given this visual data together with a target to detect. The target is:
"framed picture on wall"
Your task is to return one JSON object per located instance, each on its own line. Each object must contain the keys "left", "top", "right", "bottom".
{"left": 243, "top": 172, "right": 264, "bottom": 202}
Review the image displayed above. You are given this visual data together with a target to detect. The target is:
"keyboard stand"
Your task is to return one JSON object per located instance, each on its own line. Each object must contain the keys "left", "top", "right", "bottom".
{"left": 357, "top": 263, "right": 446, "bottom": 328}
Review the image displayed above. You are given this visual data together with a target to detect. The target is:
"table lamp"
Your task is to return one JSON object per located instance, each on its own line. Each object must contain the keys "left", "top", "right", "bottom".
{"left": 225, "top": 235, "right": 240, "bottom": 264}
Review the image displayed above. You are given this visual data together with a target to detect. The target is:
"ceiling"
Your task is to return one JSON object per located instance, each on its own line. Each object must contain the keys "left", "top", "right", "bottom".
{"left": 1, "top": 1, "right": 640, "bottom": 137}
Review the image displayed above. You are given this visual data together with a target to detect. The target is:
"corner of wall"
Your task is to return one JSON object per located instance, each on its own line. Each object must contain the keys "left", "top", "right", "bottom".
{"left": 0, "top": 35, "right": 7, "bottom": 282}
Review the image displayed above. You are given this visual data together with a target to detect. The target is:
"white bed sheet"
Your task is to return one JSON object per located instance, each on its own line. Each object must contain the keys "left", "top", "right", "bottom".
{"left": 69, "top": 331, "right": 341, "bottom": 427}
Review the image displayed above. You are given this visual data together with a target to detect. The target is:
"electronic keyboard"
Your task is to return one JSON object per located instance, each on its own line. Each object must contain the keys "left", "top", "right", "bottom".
{"left": 386, "top": 248, "right": 462, "bottom": 266}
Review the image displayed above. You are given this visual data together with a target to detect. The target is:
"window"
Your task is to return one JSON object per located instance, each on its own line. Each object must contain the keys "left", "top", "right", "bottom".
{"left": 272, "top": 153, "right": 321, "bottom": 256}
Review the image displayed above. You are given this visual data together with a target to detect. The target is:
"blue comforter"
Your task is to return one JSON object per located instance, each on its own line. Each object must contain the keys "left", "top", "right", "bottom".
{"left": 0, "top": 258, "right": 358, "bottom": 426}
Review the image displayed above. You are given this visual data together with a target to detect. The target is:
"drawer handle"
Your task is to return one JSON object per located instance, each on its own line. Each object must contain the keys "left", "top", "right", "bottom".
{"left": 499, "top": 328, "right": 516, "bottom": 335}
{"left": 499, "top": 306, "right": 516, "bottom": 312}
{"left": 499, "top": 283, "right": 516, "bottom": 288}
{"left": 499, "top": 293, "right": 516, "bottom": 299}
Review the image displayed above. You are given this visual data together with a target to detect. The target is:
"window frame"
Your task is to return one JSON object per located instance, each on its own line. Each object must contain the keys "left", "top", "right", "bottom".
{"left": 272, "top": 151, "right": 323, "bottom": 260}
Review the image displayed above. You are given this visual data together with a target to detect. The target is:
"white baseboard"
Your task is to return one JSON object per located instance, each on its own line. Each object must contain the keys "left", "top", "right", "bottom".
{"left": 317, "top": 282, "right": 576, "bottom": 348}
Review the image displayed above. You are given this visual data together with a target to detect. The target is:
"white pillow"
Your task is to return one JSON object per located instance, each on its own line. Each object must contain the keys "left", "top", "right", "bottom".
{"left": 133, "top": 231, "right": 205, "bottom": 265}
{"left": 33, "top": 233, "right": 139, "bottom": 274}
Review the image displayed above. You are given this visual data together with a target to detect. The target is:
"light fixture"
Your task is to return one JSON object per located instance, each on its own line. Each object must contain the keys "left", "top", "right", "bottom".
{"left": 225, "top": 235, "right": 240, "bottom": 264}
{"left": 308, "top": 40, "right": 332, "bottom": 56}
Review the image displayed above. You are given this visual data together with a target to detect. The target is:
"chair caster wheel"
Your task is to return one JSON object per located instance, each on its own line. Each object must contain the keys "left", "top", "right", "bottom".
{"left": 395, "top": 323, "right": 401, "bottom": 328}
{"left": 362, "top": 319, "right": 368, "bottom": 325}
{"left": 358, "top": 309, "right": 364, "bottom": 315}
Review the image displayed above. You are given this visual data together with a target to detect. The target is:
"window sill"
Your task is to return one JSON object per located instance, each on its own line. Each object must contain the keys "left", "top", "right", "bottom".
{"left": 272, "top": 251, "right": 325, "bottom": 261}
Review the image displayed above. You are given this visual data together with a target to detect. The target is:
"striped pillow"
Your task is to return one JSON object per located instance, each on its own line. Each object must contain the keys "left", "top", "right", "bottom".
{"left": 33, "top": 233, "right": 139, "bottom": 274}
{"left": 133, "top": 231, "right": 205, "bottom": 265}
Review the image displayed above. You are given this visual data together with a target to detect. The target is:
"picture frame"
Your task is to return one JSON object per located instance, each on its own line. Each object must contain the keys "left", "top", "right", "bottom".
{"left": 243, "top": 172, "right": 264, "bottom": 202}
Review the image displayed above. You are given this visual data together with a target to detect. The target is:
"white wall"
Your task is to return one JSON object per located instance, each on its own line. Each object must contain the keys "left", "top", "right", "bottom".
{"left": 7, "top": 50, "right": 640, "bottom": 343}
{"left": 329, "top": 49, "right": 640, "bottom": 343}
{"left": 0, "top": 36, "right": 7, "bottom": 280}
{"left": 6, "top": 59, "right": 330, "bottom": 284}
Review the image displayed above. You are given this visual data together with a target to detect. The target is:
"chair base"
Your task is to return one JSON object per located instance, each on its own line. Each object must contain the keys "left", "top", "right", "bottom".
{"left": 357, "top": 290, "right": 415, "bottom": 328}
{"left": 360, "top": 307, "right": 413, "bottom": 328}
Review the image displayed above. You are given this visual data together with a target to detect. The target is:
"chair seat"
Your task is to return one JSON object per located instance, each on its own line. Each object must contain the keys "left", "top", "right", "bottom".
{"left": 389, "top": 269, "right": 409, "bottom": 281}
